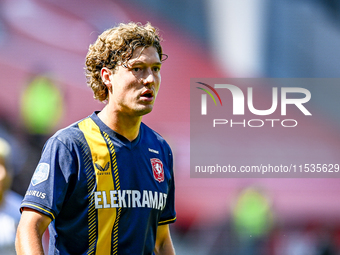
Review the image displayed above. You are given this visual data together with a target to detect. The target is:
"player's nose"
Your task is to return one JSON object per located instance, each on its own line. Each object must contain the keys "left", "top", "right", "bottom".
{"left": 142, "top": 68, "right": 155, "bottom": 86}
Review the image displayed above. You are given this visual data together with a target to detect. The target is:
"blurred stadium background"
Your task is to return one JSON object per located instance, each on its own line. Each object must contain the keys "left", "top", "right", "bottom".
{"left": 1, "top": 0, "right": 340, "bottom": 254}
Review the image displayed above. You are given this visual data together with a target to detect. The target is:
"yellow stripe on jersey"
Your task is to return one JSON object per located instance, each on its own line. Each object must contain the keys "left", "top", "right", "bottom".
{"left": 102, "top": 132, "right": 121, "bottom": 254}
{"left": 79, "top": 118, "right": 116, "bottom": 255}
{"left": 158, "top": 217, "right": 177, "bottom": 225}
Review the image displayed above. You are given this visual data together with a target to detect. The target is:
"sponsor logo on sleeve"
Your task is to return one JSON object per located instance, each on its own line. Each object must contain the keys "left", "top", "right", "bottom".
{"left": 31, "top": 163, "right": 50, "bottom": 186}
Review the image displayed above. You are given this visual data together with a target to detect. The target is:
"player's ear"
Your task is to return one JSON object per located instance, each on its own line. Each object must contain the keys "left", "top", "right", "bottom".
{"left": 101, "top": 67, "right": 113, "bottom": 89}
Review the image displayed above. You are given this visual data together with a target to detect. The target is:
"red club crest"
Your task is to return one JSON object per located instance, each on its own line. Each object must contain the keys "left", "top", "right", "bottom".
{"left": 151, "top": 158, "right": 164, "bottom": 183}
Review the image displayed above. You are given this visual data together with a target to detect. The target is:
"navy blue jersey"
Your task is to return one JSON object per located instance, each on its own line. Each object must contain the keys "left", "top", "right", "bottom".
{"left": 21, "top": 112, "right": 176, "bottom": 255}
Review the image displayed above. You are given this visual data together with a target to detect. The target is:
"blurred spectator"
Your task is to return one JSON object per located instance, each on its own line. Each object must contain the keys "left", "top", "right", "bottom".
{"left": 283, "top": 229, "right": 318, "bottom": 255}
{"left": 0, "top": 137, "right": 22, "bottom": 255}
{"left": 232, "top": 186, "right": 274, "bottom": 255}
{"left": 316, "top": 227, "right": 337, "bottom": 255}
{"left": 20, "top": 75, "right": 63, "bottom": 136}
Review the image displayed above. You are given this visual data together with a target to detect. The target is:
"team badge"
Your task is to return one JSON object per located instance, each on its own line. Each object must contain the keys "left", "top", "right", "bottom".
{"left": 151, "top": 158, "right": 164, "bottom": 183}
{"left": 31, "top": 163, "right": 50, "bottom": 186}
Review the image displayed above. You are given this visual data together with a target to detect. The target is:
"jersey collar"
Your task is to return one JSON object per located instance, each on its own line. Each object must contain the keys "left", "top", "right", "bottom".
{"left": 90, "top": 111, "right": 142, "bottom": 149}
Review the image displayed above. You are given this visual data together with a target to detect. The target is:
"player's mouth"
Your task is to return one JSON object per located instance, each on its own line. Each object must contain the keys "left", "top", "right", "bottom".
{"left": 140, "top": 90, "right": 155, "bottom": 102}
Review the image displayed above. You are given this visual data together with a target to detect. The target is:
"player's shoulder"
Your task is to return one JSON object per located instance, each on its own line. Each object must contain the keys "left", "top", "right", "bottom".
{"left": 141, "top": 123, "right": 172, "bottom": 150}
{"left": 45, "top": 115, "right": 92, "bottom": 149}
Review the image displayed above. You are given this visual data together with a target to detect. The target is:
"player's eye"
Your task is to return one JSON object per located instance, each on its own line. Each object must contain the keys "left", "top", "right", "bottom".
{"left": 132, "top": 67, "right": 141, "bottom": 72}
{"left": 153, "top": 66, "right": 161, "bottom": 72}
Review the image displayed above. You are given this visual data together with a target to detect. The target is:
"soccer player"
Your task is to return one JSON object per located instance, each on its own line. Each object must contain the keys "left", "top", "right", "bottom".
{"left": 15, "top": 22, "right": 176, "bottom": 255}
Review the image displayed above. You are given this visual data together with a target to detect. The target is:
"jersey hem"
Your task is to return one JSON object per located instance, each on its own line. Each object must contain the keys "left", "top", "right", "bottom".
{"left": 20, "top": 202, "right": 56, "bottom": 220}
{"left": 158, "top": 216, "right": 176, "bottom": 225}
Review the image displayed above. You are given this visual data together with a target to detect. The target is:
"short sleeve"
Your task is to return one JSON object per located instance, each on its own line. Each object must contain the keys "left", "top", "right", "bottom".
{"left": 158, "top": 151, "right": 176, "bottom": 225}
{"left": 20, "top": 137, "right": 77, "bottom": 220}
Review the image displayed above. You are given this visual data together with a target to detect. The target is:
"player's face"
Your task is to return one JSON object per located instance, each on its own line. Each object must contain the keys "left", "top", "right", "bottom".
{"left": 108, "top": 46, "right": 162, "bottom": 117}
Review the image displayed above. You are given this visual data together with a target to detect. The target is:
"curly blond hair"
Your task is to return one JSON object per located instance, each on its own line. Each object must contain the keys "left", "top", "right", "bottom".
{"left": 85, "top": 22, "right": 164, "bottom": 102}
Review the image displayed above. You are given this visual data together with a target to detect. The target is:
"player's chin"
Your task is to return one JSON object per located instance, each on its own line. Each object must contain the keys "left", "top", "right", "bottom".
{"left": 135, "top": 105, "right": 154, "bottom": 116}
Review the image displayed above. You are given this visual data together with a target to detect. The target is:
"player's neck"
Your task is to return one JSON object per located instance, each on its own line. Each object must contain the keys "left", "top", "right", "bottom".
{"left": 98, "top": 106, "right": 142, "bottom": 141}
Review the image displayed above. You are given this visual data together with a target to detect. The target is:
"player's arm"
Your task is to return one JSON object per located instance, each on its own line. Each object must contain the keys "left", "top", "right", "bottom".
{"left": 154, "top": 224, "right": 175, "bottom": 255}
{"left": 16, "top": 207, "right": 52, "bottom": 255}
